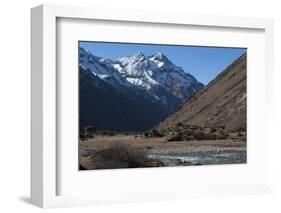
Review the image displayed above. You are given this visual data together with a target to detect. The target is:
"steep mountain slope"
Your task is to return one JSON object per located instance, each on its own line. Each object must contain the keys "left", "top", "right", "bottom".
{"left": 157, "top": 53, "right": 247, "bottom": 132}
{"left": 80, "top": 66, "right": 168, "bottom": 131}
{"left": 79, "top": 47, "right": 204, "bottom": 113}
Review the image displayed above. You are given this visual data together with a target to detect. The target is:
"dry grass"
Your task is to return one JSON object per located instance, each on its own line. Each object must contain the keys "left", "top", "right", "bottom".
{"left": 79, "top": 134, "right": 246, "bottom": 170}
{"left": 80, "top": 143, "right": 163, "bottom": 170}
{"left": 81, "top": 135, "right": 245, "bottom": 151}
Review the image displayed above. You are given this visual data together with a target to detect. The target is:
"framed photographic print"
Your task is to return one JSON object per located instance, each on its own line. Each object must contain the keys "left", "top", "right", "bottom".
{"left": 31, "top": 4, "right": 274, "bottom": 208}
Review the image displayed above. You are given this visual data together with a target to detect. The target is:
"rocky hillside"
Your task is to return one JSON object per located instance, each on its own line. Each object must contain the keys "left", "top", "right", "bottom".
{"left": 157, "top": 53, "right": 247, "bottom": 132}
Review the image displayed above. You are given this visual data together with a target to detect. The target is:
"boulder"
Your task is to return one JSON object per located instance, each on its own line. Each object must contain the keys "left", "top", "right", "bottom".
{"left": 151, "top": 129, "right": 164, "bottom": 137}
{"left": 185, "top": 135, "right": 195, "bottom": 141}
{"left": 80, "top": 149, "right": 89, "bottom": 157}
{"left": 143, "top": 132, "right": 151, "bottom": 138}
{"left": 167, "top": 133, "right": 183, "bottom": 141}
{"left": 193, "top": 130, "right": 205, "bottom": 140}
{"left": 214, "top": 131, "right": 228, "bottom": 140}
{"left": 84, "top": 125, "right": 96, "bottom": 133}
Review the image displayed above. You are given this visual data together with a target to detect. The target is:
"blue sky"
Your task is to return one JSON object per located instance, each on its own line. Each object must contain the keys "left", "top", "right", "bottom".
{"left": 80, "top": 41, "right": 246, "bottom": 85}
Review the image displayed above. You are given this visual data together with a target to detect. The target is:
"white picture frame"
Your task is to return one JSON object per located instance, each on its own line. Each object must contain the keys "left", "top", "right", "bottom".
{"left": 31, "top": 4, "right": 274, "bottom": 208}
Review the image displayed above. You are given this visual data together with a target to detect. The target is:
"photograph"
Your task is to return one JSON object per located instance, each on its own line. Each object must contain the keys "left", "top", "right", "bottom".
{"left": 78, "top": 41, "right": 247, "bottom": 170}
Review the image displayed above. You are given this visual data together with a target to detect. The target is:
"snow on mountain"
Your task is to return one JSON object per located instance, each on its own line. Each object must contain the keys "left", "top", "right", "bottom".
{"left": 116, "top": 52, "right": 159, "bottom": 90}
{"left": 116, "top": 51, "right": 204, "bottom": 102}
{"left": 79, "top": 47, "right": 204, "bottom": 112}
{"left": 79, "top": 47, "right": 131, "bottom": 91}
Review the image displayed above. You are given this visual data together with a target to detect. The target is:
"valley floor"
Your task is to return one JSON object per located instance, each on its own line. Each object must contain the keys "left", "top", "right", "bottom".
{"left": 79, "top": 134, "right": 246, "bottom": 170}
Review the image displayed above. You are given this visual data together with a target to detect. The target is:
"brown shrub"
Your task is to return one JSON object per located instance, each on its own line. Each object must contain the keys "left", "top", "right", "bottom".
{"left": 91, "top": 143, "right": 163, "bottom": 169}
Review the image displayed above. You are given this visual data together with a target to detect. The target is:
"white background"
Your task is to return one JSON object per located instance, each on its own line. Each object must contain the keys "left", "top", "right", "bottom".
{"left": 0, "top": 0, "right": 281, "bottom": 212}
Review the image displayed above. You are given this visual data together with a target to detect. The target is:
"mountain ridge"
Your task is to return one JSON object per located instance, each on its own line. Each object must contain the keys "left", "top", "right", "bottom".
{"left": 79, "top": 47, "right": 204, "bottom": 131}
{"left": 79, "top": 47, "right": 204, "bottom": 112}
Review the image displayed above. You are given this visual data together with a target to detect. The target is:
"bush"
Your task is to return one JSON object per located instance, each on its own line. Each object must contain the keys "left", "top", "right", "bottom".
{"left": 92, "top": 143, "right": 163, "bottom": 169}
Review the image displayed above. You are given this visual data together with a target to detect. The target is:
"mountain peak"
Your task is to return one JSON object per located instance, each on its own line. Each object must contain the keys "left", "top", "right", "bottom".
{"left": 150, "top": 52, "right": 173, "bottom": 65}
{"left": 130, "top": 51, "right": 146, "bottom": 61}
{"left": 134, "top": 51, "right": 145, "bottom": 57}
{"left": 79, "top": 47, "right": 204, "bottom": 111}
{"left": 153, "top": 52, "right": 167, "bottom": 60}
{"left": 117, "top": 51, "right": 147, "bottom": 65}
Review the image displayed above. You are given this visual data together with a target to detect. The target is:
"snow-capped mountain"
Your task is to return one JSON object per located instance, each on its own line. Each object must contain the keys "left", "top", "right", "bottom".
{"left": 79, "top": 47, "right": 204, "bottom": 113}
{"left": 79, "top": 47, "right": 132, "bottom": 91}
{"left": 116, "top": 51, "right": 203, "bottom": 109}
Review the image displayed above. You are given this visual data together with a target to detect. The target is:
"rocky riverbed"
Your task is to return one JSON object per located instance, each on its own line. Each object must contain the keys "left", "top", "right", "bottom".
{"left": 79, "top": 134, "right": 246, "bottom": 170}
